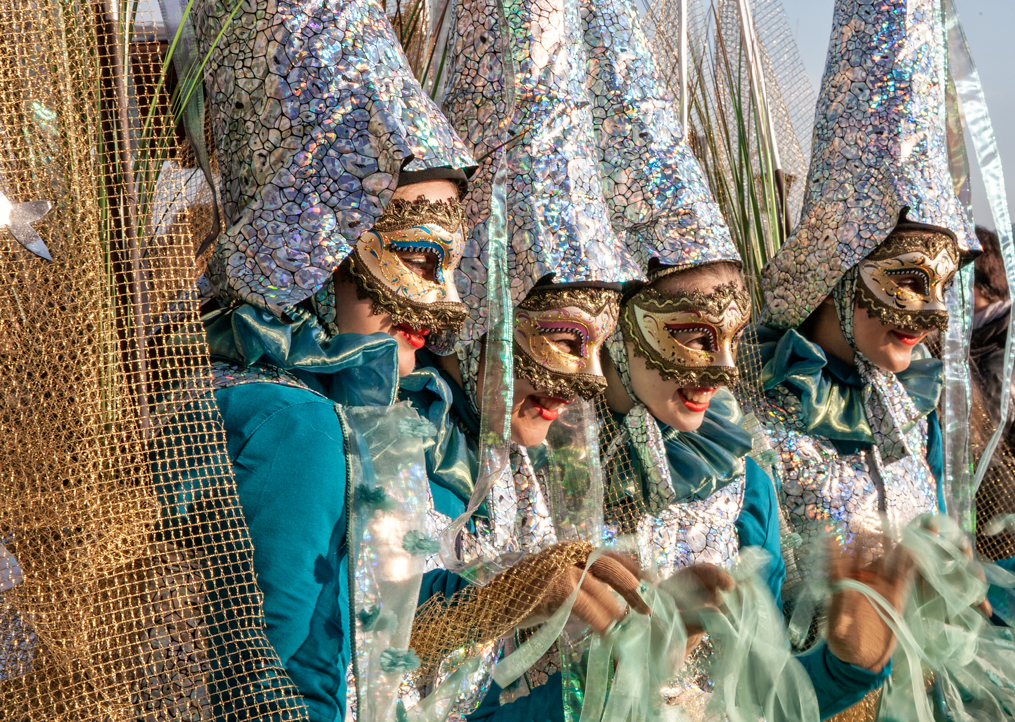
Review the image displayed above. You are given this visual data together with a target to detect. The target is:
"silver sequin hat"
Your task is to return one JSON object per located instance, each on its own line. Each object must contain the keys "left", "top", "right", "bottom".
{"left": 196, "top": 0, "right": 476, "bottom": 317}
{"left": 761, "top": 0, "right": 978, "bottom": 329}
{"left": 443, "top": 0, "right": 641, "bottom": 343}
{"left": 582, "top": 0, "right": 740, "bottom": 280}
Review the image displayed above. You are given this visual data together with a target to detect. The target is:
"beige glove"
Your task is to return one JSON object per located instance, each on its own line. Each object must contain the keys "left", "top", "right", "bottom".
{"left": 826, "top": 537, "right": 915, "bottom": 673}
{"left": 523, "top": 550, "right": 651, "bottom": 634}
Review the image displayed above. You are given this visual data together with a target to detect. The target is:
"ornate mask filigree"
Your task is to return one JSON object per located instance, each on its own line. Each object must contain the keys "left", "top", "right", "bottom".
{"left": 513, "top": 285, "right": 622, "bottom": 400}
{"left": 621, "top": 282, "right": 751, "bottom": 387}
{"left": 347, "top": 198, "right": 468, "bottom": 346}
{"left": 856, "top": 230, "right": 959, "bottom": 332}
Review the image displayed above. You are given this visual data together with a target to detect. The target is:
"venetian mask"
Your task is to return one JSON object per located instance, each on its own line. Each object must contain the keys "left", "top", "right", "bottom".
{"left": 620, "top": 282, "right": 751, "bottom": 387}
{"left": 513, "top": 284, "right": 622, "bottom": 400}
{"left": 856, "top": 229, "right": 959, "bottom": 332}
{"left": 347, "top": 198, "right": 468, "bottom": 346}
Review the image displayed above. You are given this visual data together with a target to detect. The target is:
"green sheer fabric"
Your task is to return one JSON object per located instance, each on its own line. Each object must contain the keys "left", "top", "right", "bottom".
{"left": 755, "top": 326, "right": 943, "bottom": 443}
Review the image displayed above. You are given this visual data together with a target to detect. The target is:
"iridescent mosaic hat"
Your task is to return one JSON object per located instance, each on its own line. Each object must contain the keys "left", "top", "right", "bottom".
{"left": 442, "top": 0, "right": 641, "bottom": 346}
{"left": 198, "top": 0, "right": 476, "bottom": 318}
{"left": 761, "top": 0, "right": 978, "bottom": 329}
{"left": 582, "top": 0, "right": 739, "bottom": 282}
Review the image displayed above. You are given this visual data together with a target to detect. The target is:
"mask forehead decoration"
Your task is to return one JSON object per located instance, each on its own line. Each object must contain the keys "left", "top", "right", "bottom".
{"left": 513, "top": 285, "right": 622, "bottom": 400}
{"left": 856, "top": 229, "right": 959, "bottom": 332}
{"left": 347, "top": 198, "right": 469, "bottom": 351}
{"left": 621, "top": 281, "right": 751, "bottom": 388}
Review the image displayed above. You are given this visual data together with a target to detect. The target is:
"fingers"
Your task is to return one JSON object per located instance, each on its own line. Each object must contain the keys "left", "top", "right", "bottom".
{"left": 827, "top": 537, "right": 852, "bottom": 583}
{"left": 578, "top": 572, "right": 627, "bottom": 624}
{"left": 570, "top": 586, "right": 623, "bottom": 635}
{"left": 683, "top": 564, "right": 735, "bottom": 598}
{"left": 588, "top": 555, "right": 651, "bottom": 615}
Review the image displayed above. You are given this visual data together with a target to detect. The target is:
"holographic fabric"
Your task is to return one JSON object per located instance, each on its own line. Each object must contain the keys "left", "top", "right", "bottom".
{"left": 580, "top": 0, "right": 739, "bottom": 276}
{"left": 761, "top": 382, "right": 938, "bottom": 606}
{"left": 443, "top": 0, "right": 641, "bottom": 343}
{"left": 761, "top": 0, "right": 978, "bottom": 330}
{"left": 636, "top": 479, "right": 745, "bottom": 581}
{"left": 195, "top": 0, "right": 475, "bottom": 317}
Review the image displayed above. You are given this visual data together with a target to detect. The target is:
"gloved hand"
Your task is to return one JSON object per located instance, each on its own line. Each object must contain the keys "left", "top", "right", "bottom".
{"left": 826, "top": 536, "right": 914, "bottom": 672}
{"left": 521, "top": 549, "right": 650, "bottom": 634}
{"left": 658, "top": 563, "right": 735, "bottom": 654}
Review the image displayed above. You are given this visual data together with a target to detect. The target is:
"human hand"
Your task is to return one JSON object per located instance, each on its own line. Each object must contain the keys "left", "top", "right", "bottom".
{"left": 520, "top": 549, "right": 650, "bottom": 634}
{"left": 826, "top": 536, "right": 914, "bottom": 672}
{"left": 658, "top": 563, "right": 735, "bottom": 654}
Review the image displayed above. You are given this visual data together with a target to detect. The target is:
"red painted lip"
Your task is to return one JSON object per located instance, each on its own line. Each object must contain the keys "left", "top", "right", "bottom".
{"left": 396, "top": 324, "right": 429, "bottom": 349}
{"left": 530, "top": 396, "right": 570, "bottom": 422}
{"left": 891, "top": 330, "right": 922, "bottom": 347}
{"left": 679, "top": 387, "right": 715, "bottom": 413}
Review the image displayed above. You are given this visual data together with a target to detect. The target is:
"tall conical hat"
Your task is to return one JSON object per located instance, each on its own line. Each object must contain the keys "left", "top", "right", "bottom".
{"left": 761, "top": 0, "right": 977, "bottom": 329}
{"left": 581, "top": 0, "right": 740, "bottom": 280}
{"left": 197, "top": 0, "right": 476, "bottom": 317}
{"left": 443, "top": 0, "right": 641, "bottom": 343}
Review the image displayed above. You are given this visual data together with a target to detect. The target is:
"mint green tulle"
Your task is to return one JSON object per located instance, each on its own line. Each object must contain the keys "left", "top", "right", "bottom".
{"left": 578, "top": 582, "right": 688, "bottom": 722}
{"left": 754, "top": 326, "right": 942, "bottom": 442}
{"left": 702, "top": 548, "right": 821, "bottom": 722}
{"left": 828, "top": 514, "right": 1015, "bottom": 721}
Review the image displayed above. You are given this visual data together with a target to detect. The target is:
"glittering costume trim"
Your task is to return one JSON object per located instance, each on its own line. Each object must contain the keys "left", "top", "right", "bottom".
{"left": 512, "top": 339, "right": 607, "bottom": 400}
{"left": 516, "top": 285, "right": 619, "bottom": 317}
{"left": 373, "top": 198, "right": 466, "bottom": 235}
{"left": 408, "top": 541, "right": 594, "bottom": 679}
{"left": 347, "top": 249, "right": 468, "bottom": 333}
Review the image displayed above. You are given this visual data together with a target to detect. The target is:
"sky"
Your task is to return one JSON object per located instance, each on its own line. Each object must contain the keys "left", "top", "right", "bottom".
{"left": 781, "top": 0, "right": 1015, "bottom": 234}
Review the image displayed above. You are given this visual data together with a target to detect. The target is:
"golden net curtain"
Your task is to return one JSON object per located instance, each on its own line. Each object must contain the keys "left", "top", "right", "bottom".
{"left": 0, "top": 3, "right": 304, "bottom": 720}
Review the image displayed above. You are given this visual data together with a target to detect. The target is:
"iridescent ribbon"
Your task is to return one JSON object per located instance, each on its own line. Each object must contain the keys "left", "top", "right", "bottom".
{"left": 944, "top": 0, "right": 1015, "bottom": 525}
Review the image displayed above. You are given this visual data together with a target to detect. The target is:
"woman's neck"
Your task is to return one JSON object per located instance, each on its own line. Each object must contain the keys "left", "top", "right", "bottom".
{"left": 800, "top": 300, "right": 856, "bottom": 368}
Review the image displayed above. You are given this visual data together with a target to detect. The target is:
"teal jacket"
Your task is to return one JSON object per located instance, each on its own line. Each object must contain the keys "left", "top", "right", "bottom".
{"left": 200, "top": 304, "right": 469, "bottom": 722}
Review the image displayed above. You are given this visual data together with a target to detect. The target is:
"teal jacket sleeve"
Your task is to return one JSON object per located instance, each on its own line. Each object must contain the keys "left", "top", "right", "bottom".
{"left": 926, "top": 409, "right": 945, "bottom": 513}
{"left": 735, "top": 458, "right": 786, "bottom": 607}
{"left": 215, "top": 382, "right": 351, "bottom": 722}
{"left": 468, "top": 672, "right": 565, "bottom": 722}
{"left": 797, "top": 645, "right": 891, "bottom": 720}
{"left": 735, "top": 458, "right": 889, "bottom": 719}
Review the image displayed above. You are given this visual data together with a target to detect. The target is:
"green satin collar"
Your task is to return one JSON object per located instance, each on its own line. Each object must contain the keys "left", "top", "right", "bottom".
{"left": 203, "top": 302, "right": 400, "bottom": 408}
{"left": 755, "top": 326, "right": 943, "bottom": 443}
{"left": 655, "top": 387, "right": 755, "bottom": 502}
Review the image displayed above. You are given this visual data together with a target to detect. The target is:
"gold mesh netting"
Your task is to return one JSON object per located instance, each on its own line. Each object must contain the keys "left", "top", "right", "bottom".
{"left": 407, "top": 541, "right": 593, "bottom": 681}
{"left": 0, "top": 4, "right": 305, "bottom": 719}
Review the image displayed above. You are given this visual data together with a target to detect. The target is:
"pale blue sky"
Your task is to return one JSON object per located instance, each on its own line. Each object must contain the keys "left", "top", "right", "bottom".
{"left": 781, "top": 0, "right": 1015, "bottom": 233}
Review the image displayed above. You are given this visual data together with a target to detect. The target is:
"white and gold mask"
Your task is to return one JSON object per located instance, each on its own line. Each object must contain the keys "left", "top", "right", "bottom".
{"left": 513, "top": 283, "right": 622, "bottom": 400}
{"left": 620, "top": 282, "right": 751, "bottom": 387}
{"left": 856, "top": 229, "right": 959, "bottom": 332}
{"left": 347, "top": 198, "right": 468, "bottom": 343}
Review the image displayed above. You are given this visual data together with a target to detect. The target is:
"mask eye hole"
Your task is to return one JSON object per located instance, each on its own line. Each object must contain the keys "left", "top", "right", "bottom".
{"left": 886, "top": 269, "right": 930, "bottom": 296}
{"left": 541, "top": 330, "right": 583, "bottom": 357}
{"left": 666, "top": 324, "right": 717, "bottom": 352}
{"left": 394, "top": 250, "right": 437, "bottom": 282}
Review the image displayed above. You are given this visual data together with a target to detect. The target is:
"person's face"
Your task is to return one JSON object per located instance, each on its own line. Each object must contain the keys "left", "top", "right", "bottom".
{"left": 851, "top": 299, "right": 930, "bottom": 374}
{"left": 334, "top": 179, "right": 459, "bottom": 377}
{"left": 476, "top": 333, "right": 578, "bottom": 447}
{"left": 626, "top": 272, "right": 747, "bottom": 432}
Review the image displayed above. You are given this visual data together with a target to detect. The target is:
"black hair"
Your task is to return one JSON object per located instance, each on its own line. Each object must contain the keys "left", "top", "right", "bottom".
{"left": 973, "top": 226, "right": 1009, "bottom": 305}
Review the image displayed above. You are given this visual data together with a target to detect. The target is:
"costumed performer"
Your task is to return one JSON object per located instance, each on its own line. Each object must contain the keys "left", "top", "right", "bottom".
{"left": 579, "top": 0, "right": 904, "bottom": 716}
{"left": 752, "top": 0, "right": 985, "bottom": 716}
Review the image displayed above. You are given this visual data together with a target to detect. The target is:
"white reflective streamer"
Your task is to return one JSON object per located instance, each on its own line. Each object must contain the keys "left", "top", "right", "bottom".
{"left": 945, "top": 0, "right": 1015, "bottom": 506}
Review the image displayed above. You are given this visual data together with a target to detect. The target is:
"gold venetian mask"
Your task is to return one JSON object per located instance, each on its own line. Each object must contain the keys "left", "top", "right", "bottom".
{"left": 347, "top": 198, "right": 468, "bottom": 343}
{"left": 513, "top": 283, "right": 622, "bottom": 400}
{"left": 856, "top": 229, "right": 959, "bottom": 332}
{"left": 621, "top": 282, "right": 751, "bottom": 387}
